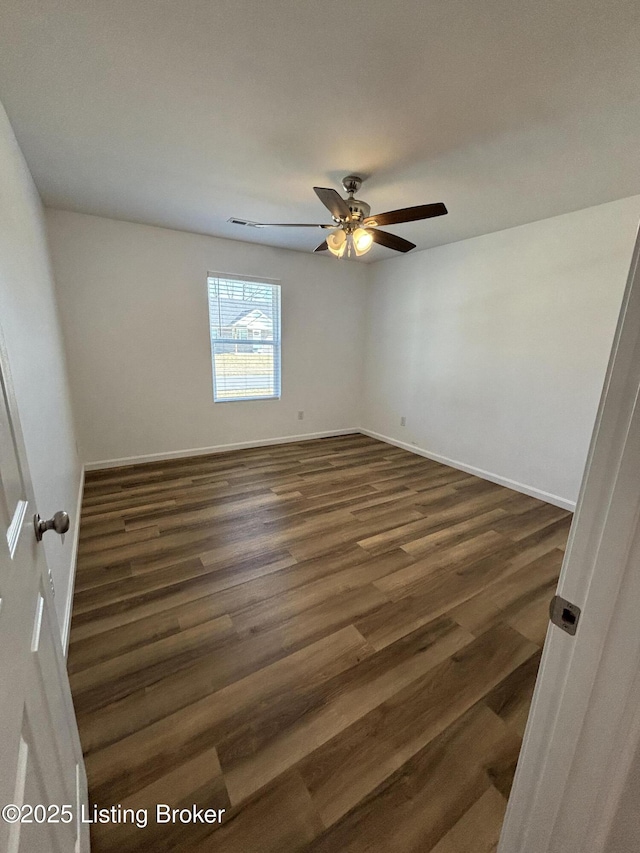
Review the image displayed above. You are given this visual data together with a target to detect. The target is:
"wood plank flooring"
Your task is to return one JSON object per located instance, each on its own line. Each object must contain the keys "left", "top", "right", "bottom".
{"left": 68, "top": 434, "right": 572, "bottom": 852}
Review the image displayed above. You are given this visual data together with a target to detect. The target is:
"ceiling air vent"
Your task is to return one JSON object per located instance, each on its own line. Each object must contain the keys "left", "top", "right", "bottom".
{"left": 227, "top": 218, "right": 261, "bottom": 227}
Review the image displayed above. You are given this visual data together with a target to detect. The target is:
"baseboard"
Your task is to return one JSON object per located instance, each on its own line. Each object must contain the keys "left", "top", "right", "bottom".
{"left": 360, "top": 428, "right": 576, "bottom": 511}
{"left": 61, "top": 466, "right": 84, "bottom": 657}
{"left": 84, "top": 428, "right": 576, "bottom": 509}
{"left": 84, "top": 429, "right": 361, "bottom": 471}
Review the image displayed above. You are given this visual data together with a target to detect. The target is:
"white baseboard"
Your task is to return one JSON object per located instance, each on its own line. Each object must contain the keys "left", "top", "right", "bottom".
{"left": 84, "top": 428, "right": 576, "bottom": 510}
{"left": 84, "top": 429, "right": 361, "bottom": 471}
{"left": 61, "top": 466, "right": 84, "bottom": 656}
{"left": 360, "top": 428, "right": 576, "bottom": 511}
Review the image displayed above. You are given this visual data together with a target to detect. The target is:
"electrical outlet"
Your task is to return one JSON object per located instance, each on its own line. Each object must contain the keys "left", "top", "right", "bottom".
{"left": 400, "top": 416, "right": 406, "bottom": 427}
{"left": 297, "top": 410, "right": 304, "bottom": 420}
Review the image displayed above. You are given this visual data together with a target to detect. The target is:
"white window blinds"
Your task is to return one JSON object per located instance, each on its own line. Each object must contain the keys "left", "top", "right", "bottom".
{"left": 207, "top": 274, "right": 281, "bottom": 402}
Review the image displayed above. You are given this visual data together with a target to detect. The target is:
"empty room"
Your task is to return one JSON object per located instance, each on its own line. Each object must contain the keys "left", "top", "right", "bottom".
{"left": 1, "top": 1, "right": 640, "bottom": 852}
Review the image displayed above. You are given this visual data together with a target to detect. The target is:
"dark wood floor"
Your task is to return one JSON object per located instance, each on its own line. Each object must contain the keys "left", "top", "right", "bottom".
{"left": 68, "top": 434, "right": 572, "bottom": 853}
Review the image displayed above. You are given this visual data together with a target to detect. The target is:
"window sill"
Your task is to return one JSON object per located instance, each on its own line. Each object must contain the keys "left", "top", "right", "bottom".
{"left": 213, "top": 395, "right": 281, "bottom": 403}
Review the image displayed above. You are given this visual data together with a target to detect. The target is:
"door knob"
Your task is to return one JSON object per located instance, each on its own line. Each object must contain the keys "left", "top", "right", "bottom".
{"left": 34, "top": 511, "right": 70, "bottom": 542}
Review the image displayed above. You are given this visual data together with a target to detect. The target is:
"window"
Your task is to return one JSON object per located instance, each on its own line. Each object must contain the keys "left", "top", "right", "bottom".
{"left": 207, "top": 273, "right": 281, "bottom": 402}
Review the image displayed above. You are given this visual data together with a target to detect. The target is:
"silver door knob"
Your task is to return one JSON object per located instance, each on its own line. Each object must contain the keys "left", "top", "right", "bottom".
{"left": 34, "top": 511, "right": 70, "bottom": 542}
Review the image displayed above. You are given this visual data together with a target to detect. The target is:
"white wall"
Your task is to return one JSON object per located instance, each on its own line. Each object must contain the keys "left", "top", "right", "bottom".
{"left": 0, "top": 102, "right": 81, "bottom": 639}
{"left": 44, "top": 193, "right": 640, "bottom": 509}
{"left": 605, "top": 738, "right": 640, "bottom": 852}
{"left": 46, "top": 211, "right": 367, "bottom": 465}
{"left": 362, "top": 196, "right": 640, "bottom": 507}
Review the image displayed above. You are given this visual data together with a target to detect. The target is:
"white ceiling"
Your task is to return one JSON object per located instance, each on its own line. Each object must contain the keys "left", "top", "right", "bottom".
{"left": 1, "top": 0, "right": 639, "bottom": 261}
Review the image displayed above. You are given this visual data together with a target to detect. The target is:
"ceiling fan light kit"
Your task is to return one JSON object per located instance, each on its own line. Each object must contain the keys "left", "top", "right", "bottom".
{"left": 326, "top": 228, "right": 347, "bottom": 257}
{"left": 229, "top": 175, "right": 448, "bottom": 259}
{"left": 326, "top": 226, "right": 373, "bottom": 258}
{"left": 353, "top": 227, "right": 374, "bottom": 255}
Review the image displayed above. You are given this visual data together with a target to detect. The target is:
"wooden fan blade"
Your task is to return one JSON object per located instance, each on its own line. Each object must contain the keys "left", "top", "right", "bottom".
{"left": 369, "top": 228, "right": 416, "bottom": 253}
{"left": 364, "top": 203, "right": 447, "bottom": 228}
{"left": 314, "top": 240, "right": 329, "bottom": 252}
{"left": 313, "top": 187, "right": 351, "bottom": 221}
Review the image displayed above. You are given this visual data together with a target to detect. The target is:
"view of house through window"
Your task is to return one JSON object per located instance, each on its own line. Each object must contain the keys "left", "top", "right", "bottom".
{"left": 207, "top": 274, "right": 281, "bottom": 402}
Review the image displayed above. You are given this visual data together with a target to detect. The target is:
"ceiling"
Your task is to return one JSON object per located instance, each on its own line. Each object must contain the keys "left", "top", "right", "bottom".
{"left": 1, "top": 0, "right": 639, "bottom": 262}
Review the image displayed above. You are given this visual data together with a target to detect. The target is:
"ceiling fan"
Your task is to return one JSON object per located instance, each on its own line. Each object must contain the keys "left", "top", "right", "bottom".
{"left": 228, "top": 175, "right": 447, "bottom": 258}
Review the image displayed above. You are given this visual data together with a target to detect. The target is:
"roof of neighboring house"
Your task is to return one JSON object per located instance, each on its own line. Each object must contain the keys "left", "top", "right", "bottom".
{"left": 210, "top": 298, "right": 274, "bottom": 328}
{"left": 228, "top": 308, "right": 273, "bottom": 327}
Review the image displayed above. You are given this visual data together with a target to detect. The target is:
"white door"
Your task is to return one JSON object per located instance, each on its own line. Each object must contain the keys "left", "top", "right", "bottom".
{"left": 0, "top": 329, "right": 89, "bottom": 853}
{"left": 499, "top": 225, "right": 640, "bottom": 852}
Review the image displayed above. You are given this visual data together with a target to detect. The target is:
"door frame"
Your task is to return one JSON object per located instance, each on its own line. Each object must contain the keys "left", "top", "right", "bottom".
{"left": 499, "top": 222, "right": 640, "bottom": 851}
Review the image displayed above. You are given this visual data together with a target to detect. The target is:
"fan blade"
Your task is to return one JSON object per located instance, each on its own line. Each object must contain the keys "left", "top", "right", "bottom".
{"left": 313, "top": 187, "right": 351, "bottom": 221}
{"left": 229, "top": 218, "right": 333, "bottom": 228}
{"left": 369, "top": 228, "right": 416, "bottom": 253}
{"left": 364, "top": 203, "right": 447, "bottom": 228}
{"left": 314, "top": 240, "right": 329, "bottom": 252}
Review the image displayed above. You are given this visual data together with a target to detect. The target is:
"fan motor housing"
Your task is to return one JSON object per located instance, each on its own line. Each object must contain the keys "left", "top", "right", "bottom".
{"left": 345, "top": 197, "right": 371, "bottom": 223}
{"left": 340, "top": 175, "right": 370, "bottom": 223}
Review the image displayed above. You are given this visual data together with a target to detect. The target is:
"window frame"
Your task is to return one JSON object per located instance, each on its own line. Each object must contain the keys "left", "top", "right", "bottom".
{"left": 207, "top": 272, "right": 282, "bottom": 403}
